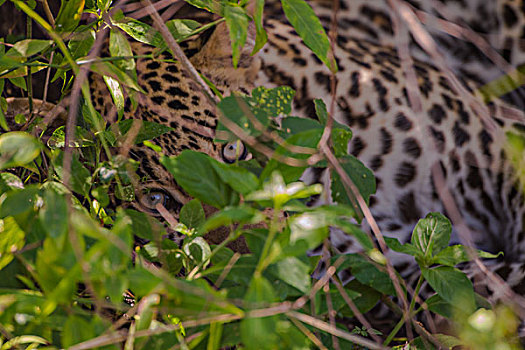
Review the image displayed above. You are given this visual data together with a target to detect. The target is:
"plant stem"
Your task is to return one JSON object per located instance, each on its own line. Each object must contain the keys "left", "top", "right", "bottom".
{"left": 255, "top": 206, "right": 279, "bottom": 274}
{"left": 383, "top": 274, "right": 424, "bottom": 346}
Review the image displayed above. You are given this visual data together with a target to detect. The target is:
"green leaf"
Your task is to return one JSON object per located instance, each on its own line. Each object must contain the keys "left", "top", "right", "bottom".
{"left": 251, "top": 86, "right": 295, "bottom": 118}
{"left": 432, "top": 245, "right": 502, "bottom": 266}
{"left": 314, "top": 98, "right": 328, "bottom": 124}
{"left": 240, "top": 275, "right": 279, "bottom": 349}
{"left": 209, "top": 159, "right": 259, "bottom": 195}
{"left": 289, "top": 211, "right": 329, "bottom": 250}
{"left": 384, "top": 237, "right": 421, "bottom": 257}
{"left": 0, "top": 217, "right": 25, "bottom": 270}
{"left": 53, "top": 151, "right": 92, "bottom": 196}
{"left": 411, "top": 212, "right": 452, "bottom": 260}
{"left": 48, "top": 125, "right": 95, "bottom": 148}
{"left": 160, "top": 150, "right": 238, "bottom": 208}
{"left": 261, "top": 129, "right": 322, "bottom": 183}
{"left": 251, "top": 0, "right": 268, "bottom": 54}
{"left": 338, "top": 254, "right": 396, "bottom": 295}
{"left": 7, "top": 39, "right": 53, "bottom": 58}
{"left": 281, "top": 0, "right": 337, "bottom": 72}
{"left": 103, "top": 76, "right": 125, "bottom": 120}
{"left": 124, "top": 209, "right": 165, "bottom": 241}
{"left": 184, "top": 237, "right": 211, "bottom": 266}
{"left": 183, "top": 0, "right": 214, "bottom": 13}
{"left": 0, "top": 173, "right": 24, "bottom": 193}
{"left": 68, "top": 30, "right": 95, "bottom": 60}
{"left": 55, "top": 0, "right": 85, "bottom": 32}
{"left": 0, "top": 187, "right": 39, "bottom": 218}
{"left": 224, "top": 4, "right": 249, "bottom": 68}
{"left": 8, "top": 77, "right": 26, "bottom": 90}
{"left": 62, "top": 315, "right": 95, "bottom": 348}
{"left": 112, "top": 15, "right": 162, "bottom": 47}
{"left": 268, "top": 257, "right": 311, "bottom": 293}
{"left": 247, "top": 171, "right": 322, "bottom": 209}
{"left": 39, "top": 188, "right": 68, "bottom": 239}
{"left": 200, "top": 205, "right": 264, "bottom": 233}
{"left": 330, "top": 155, "right": 376, "bottom": 209}
{"left": 109, "top": 29, "right": 135, "bottom": 71}
{"left": 216, "top": 95, "right": 268, "bottom": 140}
{"left": 90, "top": 61, "right": 143, "bottom": 92}
{"left": 179, "top": 199, "right": 205, "bottom": 229}
{"left": 422, "top": 266, "right": 476, "bottom": 313}
{"left": 0, "top": 132, "right": 42, "bottom": 170}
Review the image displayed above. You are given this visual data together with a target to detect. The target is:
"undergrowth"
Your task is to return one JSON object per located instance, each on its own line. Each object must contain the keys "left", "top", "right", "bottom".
{"left": 0, "top": 0, "right": 522, "bottom": 348}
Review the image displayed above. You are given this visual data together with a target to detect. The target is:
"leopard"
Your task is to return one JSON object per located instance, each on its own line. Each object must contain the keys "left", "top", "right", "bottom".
{"left": 89, "top": 0, "right": 525, "bottom": 320}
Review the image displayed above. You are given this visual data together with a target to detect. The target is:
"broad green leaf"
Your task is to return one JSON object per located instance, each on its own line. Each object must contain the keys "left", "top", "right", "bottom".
{"left": 109, "top": 29, "right": 135, "bottom": 71}
{"left": 209, "top": 159, "right": 259, "bottom": 195}
{"left": 48, "top": 125, "right": 95, "bottom": 148}
{"left": 53, "top": 151, "right": 92, "bottom": 196}
{"left": 251, "top": 86, "right": 295, "bottom": 118}
{"left": 425, "top": 294, "right": 453, "bottom": 318}
{"left": 240, "top": 275, "right": 279, "bottom": 349}
{"left": 180, "top": 199, "right": 205, "bottom": 230}
{"left": 0, "top": 187, "right": 39, "bottom": 218}
{"left": 112, "top": 13, "right": 203, "bottom": 48}
{"left": 0, "top": 173, "right": 23, "bottom": 193}
{"left": 7, "top": 39, "right": 53, "bottom": 58}
{"left": 281, "top": 0, "right": 337, "bottom": 72}
{"left": 384, "top": 236, "right": 421, "bottom": 257}
{"left": 261, "top": 129, "right": 322, "bottom": 183}
{"left": 280, "top": 116, "right": 321, "bottom": 136}
{"left": 161, "top": 150, "right": 238, "bottom": 208}
{"left": 0, "top": 132, "right": 42, "bottom": 170}
{"left": 289, "top": 211, "right": 329, "bottom": 250}
{"left": 39, "top": 188, "right": 68, "bottom": 239}
{"left": 55, "top": 0, "right": 85, "bottom": 32}
{"left": 62, "top": 315, "right": 95, "bottom": 348}
{"left": 216, "top": 95, "right": 268, "bottom": 140}
{"left": 337, "top": 254, "right": 396, "bottom": 295}
{"left": 103, "top": 76, "right": 125, "bottom": 119}
{"left": 268, "top": 257, "right": 310, "bottom": 293}
{"left": 112, "top": 15, "right": 161, "bottom": 47}
{"left": 90, "top": 61, "right": 143, "bottom": 92}
{"left": 247, "top": 171, "right": 322, "bottom": 208}
{"left": 183, "top": 0, "right": 214, "bottom": 12}
{"left": 422, "top": 266, "right": 476, "bottom": 313}
{"left": 433, "top": 245, "right": 502, "bottom": 267}
{"left": 0, "top": 217, "right": 25, "bottom": 270}
{"left": 68, "top": 30, "right": 95, "bottom": 60}
{"left": 330, "top": 155, "right": 376, "bottom": 209}
{"left": 8, "top": 77, "right": 26, "bottom": 90}
{"left": 411, "top": 212, "right": 452, "bottom": 259}
{"left": 200, "top": 205, "right": 264, "bottom": 233}
{"left": 251, "top": 0, "right": 268, "bottom": 54}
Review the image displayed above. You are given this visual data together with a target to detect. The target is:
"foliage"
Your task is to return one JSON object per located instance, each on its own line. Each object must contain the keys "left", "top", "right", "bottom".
{"left": 0, "top": 0, "right": 521, "bottom": 349}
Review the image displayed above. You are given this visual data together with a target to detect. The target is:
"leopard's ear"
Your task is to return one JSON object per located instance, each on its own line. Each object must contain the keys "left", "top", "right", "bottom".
{"left": 190, "top": 20, "right": 259, "bottom": 90}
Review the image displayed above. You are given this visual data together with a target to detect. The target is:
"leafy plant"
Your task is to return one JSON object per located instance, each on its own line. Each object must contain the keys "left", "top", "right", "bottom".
{"left": 0, "top": 0, "right": 521, "bottom": 349}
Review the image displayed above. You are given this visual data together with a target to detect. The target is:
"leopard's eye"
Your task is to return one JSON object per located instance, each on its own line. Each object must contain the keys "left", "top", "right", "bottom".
{"left": 221, "top": 140, "right": 248, "bottom": 163}
{"left": 140, "top": 191, "right": 170, "bottom": 210}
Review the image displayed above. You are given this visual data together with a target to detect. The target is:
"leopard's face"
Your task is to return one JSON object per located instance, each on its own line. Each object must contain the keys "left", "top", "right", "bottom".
{"left": 90, "top": 22, "right": 259, "bottom": 224}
